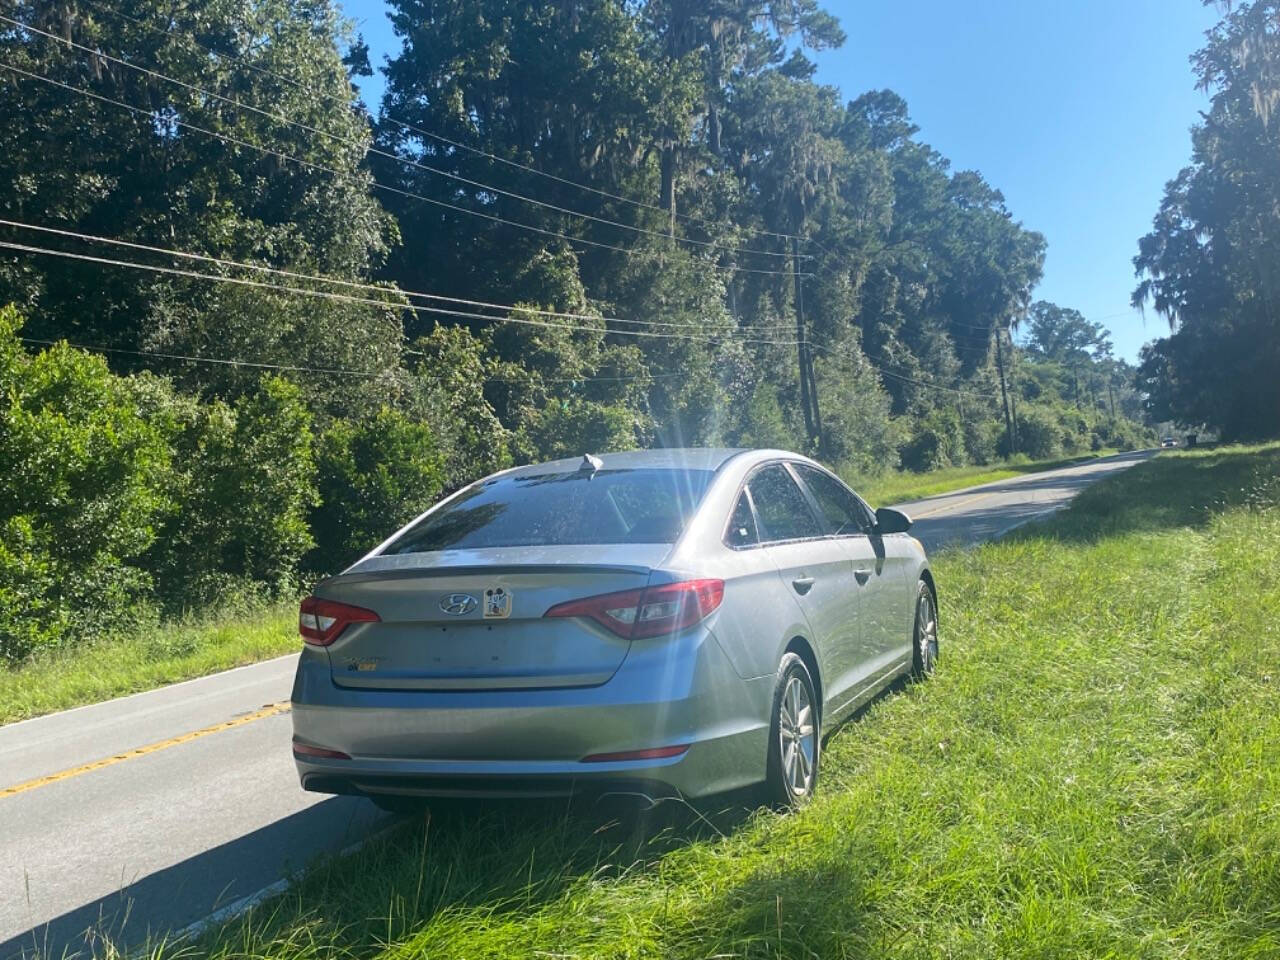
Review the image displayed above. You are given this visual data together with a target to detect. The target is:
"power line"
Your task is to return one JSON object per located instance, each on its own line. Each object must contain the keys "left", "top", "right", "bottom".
{"left": 0, "top": 218, "right": 797, "bottom": 335}
{"left": 17, "top": 335, "right": 386, "bottom": 377}
{"left": 17, "top": 335, "right": 688, "bottom": 385}
{"left": 74, "top": 0, "right": 809, "bottom": 248}
{"left": 1, "top": 232, "right": 1005, "bottom": 397}
{"left": 0, "top": 239, "right": 811, "bottom": 346}
{"left": 0, "top": 61, "right": 808, "bottom": 280}
{"left": 2, "top": 14, "right": 802, "bottom": 263}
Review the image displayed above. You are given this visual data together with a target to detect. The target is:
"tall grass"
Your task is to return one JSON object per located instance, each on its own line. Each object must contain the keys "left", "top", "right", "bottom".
{"left": 150, "top": 442, "right": 1280, "bottom": 959}
{"left": 0, "top": 606, "right": 298, "bottom": 724}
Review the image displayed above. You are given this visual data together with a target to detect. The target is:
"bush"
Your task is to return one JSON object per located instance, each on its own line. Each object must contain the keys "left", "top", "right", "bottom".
{"left": 0, "top": 308, "right": 172, "bottom": 661}
{"left": 735, "top": 381, "right": 800, "bottom": 451}
{"left": 962, "top": 416, "right": 1001, "bottom": 466}
{"left": 899, "top": 408, "right": 966, "bottom": 473}
{"left": 1006, "top": 406, "right": 1063, "bottom": 460}
{"left": 513, "top": 396, "right": 641, "bottom": 463}
{"left": 310, "top": 409, "right": 448, "bottom": 572}
{"left": 1090, "top": 417, "right": 1151, "bottom": 453}
{"left": 814, "top": 349, "right": 902, "bottom": 473}
{"left": 404, "top": 326, "right": 512, "bottom": 489}
{"left": 148, "top": 376, "right": 318, "bottom": 608}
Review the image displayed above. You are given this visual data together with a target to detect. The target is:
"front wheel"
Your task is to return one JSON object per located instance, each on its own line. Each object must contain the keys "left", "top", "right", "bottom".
{"left": 763, "top": 653, "right": 820, "bottom": 807}
{"left": 912, "top": 581, "right": 939, "bottom": 679}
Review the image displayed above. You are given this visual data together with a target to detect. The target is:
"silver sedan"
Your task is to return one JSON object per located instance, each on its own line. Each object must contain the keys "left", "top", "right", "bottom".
{"left": 291, "top": 448, "right": 937, "bottom": 807}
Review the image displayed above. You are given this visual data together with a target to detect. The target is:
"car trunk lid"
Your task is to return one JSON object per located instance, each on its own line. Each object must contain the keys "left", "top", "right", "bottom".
{"left": 318, "top": 545, "right": 669, "bottom": 691}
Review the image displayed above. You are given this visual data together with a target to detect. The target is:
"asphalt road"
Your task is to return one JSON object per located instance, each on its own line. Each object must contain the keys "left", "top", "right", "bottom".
{"left": 0, "top": 448, "right": 1156, "bottom": 958}
{"left": 892, "top": 449, "right": 1158, "bottom": 552}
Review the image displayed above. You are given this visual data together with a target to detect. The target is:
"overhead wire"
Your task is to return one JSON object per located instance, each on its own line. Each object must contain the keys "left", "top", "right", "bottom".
{"left": 0, "top": 218, "right": 798, "bottom": 335}
{"left": 16, "top": 335, "right": 688, "bottom": 384}
{"left": 1, "top": 14, "right": 803, "bottom": 263}
{"left": 74, "top": 0, "right": 809, "bottom": 247}
{"left": 0, "top": 60, "right": 808, "bottom": 279}
{"left": 3, "top": 238, "right": 1006, "bottom": 401}
{"left": 0, "top": 38, "right": 1011, "bottom": 404}
{"left": 1, "top": 233, "right": 1000, "bottom": 399}
{"left": 0, "top": 239, "right": 812, "bottom": 346}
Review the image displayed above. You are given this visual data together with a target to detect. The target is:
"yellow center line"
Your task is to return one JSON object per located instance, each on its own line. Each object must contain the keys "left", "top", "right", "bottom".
{"left": 911, "top": 490, "right": 997, "bottom": 519}
{"left": 1, "top": 701, "right": 291, "bottom": 799}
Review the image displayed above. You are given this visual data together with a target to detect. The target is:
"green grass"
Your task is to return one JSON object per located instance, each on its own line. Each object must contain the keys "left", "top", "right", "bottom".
{"left": 0, "top": 606, "right": 298, "bottom": 725}
{"left": 147, "top": 442, "right": 1280, "bottom": 960}
{"left": 849, "top": 448, "right": 1123, "bottom": 506}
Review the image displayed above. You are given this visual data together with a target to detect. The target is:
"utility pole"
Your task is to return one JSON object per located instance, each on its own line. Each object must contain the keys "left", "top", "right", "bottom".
{"left": 995, "top": 322, "right": 1015, "bottom": 454}
{"left": 792, "top": 236, "right": 815, "bottom": 445}
{"left": 1006, "top": 327, "right": 1020, "bottom": 452}
{"left": 793, "top": 236, "right": 822, "bottom": 450}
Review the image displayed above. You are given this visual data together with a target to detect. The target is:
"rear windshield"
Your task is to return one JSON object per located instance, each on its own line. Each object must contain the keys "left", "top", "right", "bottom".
{"left": 383, "top": 467, "right": 715, "bottom": 552}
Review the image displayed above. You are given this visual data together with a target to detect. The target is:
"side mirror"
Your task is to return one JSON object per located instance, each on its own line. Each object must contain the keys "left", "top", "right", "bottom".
{"left": 874, "top": 507, "right": 912, "bottom": 535}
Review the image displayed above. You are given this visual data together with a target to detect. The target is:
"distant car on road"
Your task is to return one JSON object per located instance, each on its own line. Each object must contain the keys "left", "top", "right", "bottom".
{"left": 1161, "top": 436, "right": 1179, "bottom": 448}
{"left": 291, "top": 448, "right": 935, "bottom": 808}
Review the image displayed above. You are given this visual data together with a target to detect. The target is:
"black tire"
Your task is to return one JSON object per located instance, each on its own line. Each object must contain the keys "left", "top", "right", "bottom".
{"left": 911, "top": 580, "right": 939, "bottom": 679}
{"left": 763, "top": 653, "right": 820, "bottom": 807}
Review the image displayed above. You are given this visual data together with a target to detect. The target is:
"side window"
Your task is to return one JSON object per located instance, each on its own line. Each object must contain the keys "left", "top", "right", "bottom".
{"left": 793, "top": 465, "right": 874, "bottom": 536}
{"left": 747, "top": 464, "right": 823, "bottom": 543}
{"left": 725, "top": 492, "right": 759, "bottom": 548}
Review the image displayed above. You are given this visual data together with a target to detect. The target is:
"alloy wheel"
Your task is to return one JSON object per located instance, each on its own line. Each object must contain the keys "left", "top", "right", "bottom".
{"left": 778, "top": 675, "right": 816, "bottom": 797}
{"left": 916, "top": 587, "right": 938, "bottom": 675}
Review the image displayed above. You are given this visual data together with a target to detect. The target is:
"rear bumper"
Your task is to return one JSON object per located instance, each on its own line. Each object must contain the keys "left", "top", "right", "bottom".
{"left": 291, "top": 625, "right": 771, "bottom": 799}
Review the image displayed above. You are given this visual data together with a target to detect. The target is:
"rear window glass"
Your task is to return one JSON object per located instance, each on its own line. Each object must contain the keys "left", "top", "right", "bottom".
{"left": 383, "top": 468, "right": 715, "bottom": 552}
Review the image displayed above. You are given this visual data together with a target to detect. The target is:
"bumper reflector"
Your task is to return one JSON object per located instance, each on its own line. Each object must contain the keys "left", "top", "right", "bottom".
{"left": 580, "top": 744, "right": 691, "bottom": 764}
{"left": 292, "top": 738, "right": 352, "bottom": 760}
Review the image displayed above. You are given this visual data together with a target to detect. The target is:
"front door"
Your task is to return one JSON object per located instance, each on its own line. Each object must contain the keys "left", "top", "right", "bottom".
{"left": 791, "top": 464, "right": 910, "bottom": 692}
{"left": 745, "top": 463, "right": 859, "bottom": 707}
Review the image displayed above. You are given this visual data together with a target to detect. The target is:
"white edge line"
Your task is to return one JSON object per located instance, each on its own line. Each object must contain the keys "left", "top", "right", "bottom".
{"left": 171, "top": 816, "right": 403, "bottom": 943}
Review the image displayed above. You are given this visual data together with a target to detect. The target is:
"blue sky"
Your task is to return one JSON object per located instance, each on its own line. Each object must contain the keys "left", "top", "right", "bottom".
{"left": 338, "top": 0, "right": 1219, "bottom": 361}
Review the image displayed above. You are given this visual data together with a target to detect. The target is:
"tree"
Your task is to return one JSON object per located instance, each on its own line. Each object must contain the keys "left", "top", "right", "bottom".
{"left": 1132, "top": 1, "right": 1280, "bottom": 439}
{"left": 0, "top": 0, "right": 400, "bottom": 394}
{"left": 1023, "top": 301, "right": 1111, "bottom": 410}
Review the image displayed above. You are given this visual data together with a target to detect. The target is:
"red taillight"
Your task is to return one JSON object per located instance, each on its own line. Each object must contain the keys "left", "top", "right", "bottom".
{"left": 544, "top": 579, "right": 724, "bottom": 640}
{"left": 292, "top": 738, "right": 351, "bottom": 760}
{"left": 581, "top": 744, "right": 691, "bottom": 763}
{"left": 299, "top": 595, "right": 379, "bottom": 646}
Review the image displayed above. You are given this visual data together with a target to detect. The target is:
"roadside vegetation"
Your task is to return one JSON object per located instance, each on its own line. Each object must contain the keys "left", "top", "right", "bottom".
{"left": 136, "top": 443, "right": 1276, "bottom": 960}
{"left": 0, "top": 606, "right": 295, "bottom": 725}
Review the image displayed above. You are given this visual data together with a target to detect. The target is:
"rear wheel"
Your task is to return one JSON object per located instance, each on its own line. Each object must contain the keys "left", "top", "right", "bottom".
{"left": 912, "top": 581, "right": 939, "bottom": 678}
{"left": 764, "top": 653, "right": 820, "bottom": 807}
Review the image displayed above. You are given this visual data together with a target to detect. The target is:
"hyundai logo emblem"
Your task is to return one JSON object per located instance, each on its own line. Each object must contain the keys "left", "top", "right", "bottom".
{"left": 439, "top": 593, "right": 477, "bottom": 616}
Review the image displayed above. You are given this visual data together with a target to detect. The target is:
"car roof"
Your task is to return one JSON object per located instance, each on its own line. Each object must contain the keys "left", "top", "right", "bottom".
{"left": 501, "top": 447, "right": 751, "bottom": 479}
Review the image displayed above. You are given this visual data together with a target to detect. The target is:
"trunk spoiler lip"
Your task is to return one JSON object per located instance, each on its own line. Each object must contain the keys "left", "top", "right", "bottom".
{"left": 326, "top": 561, "right": 659, "bottom": 586}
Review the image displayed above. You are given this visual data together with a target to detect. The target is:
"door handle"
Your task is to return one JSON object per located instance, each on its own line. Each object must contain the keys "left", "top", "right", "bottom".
{"left": 853, "top": 568, "right": 872, "bottom": 585}
{"left": 791, "top": 576, "right": 815, "bottom": 595}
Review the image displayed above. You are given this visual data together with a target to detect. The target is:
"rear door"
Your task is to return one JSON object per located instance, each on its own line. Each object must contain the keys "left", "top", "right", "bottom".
{"left": 746, "top": 463, "right": 859, "bottom": 705}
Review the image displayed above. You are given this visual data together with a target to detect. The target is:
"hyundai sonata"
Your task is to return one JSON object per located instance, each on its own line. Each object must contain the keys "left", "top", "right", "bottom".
{"left": 291, "top": 448, "right": 936, "bottom": 807}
